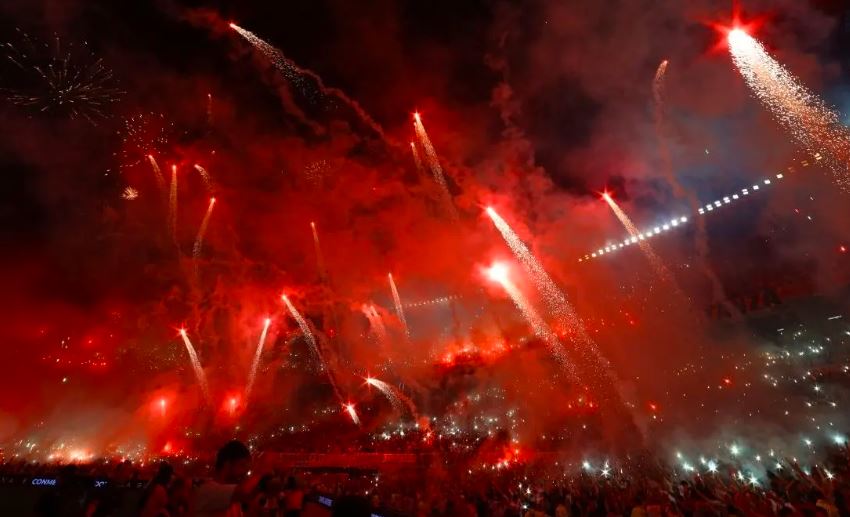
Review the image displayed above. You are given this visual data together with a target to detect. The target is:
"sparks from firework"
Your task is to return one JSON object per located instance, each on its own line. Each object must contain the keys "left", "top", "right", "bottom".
{"left": 147, "top": 155, "right": 166, "bottom": 193}
{"left": 310, "top": 222, "right": 328, "bottom": 281}
{"left": 193, "top": 197, "right": 216, "bottom": 259}
{"left": 601, "top": 192, "right": 678, "bottom": 285}
{"left": 362, "top": 304, "right": 390, "bottom": 348}
{"left": 343, "top": 403, "right": 360, "bottom": 425}
{"left": 1, "top": 29, "right": 123, "bottom": 123}
{"left": 412, "top": 112, "right": 458, "bottom": 219}
{"left": 169, "top": 165, "right": 178, "bottom": 244}
{"left": 116, "top": 113, "right": 174, "bottom": 173}
{"left": 410, "top": 141, "right": 427, "bottom": 178}
{"left": 727, "top": 28, "right": 850, "bottom": 189}
{"left": 365, "top": 376, "right": 419, "bottom": 420}
{"left": 484, "top": 262, "right": 570, "bottom": 367}
{"left": 485, "top": 207, "right": 585, "bottom": 336}
{"left": 121, "top": 187, "right": 138, "bottom": 200}
{"left": 281, "top": 294, "right": 343, "bottom": 402}
{"left": 245, "top": 318, "right": 272, "bottom": 401}
{"left": 178, "top": 328, "right": 211, "bottom": 405}
{"left": 387, "top": 273, "right": 410, "bottom": 336}
{"left": 229, "top": 23, "right": 385, "bottom": 139}
{"left": 193, "top": 164, "right": 213, "bottom": 191}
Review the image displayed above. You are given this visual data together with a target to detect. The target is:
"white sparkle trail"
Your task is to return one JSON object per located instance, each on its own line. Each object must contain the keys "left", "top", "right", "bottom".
{"left": 245, "top": 318, "right": 272, "bottom": 401}
{"left": 230, "top": 23, "right": 385, "bottom": 139}
{"left": 366, "top": 377, "right": 419, "bottom": 420}
{"left": 728, "top": 29, "right": 850, "bottom": 190}
{"left": 178, "top": 328, "right": 211, "bottom": 405}
{"left": 193, "top": 197, "right": 216, "bottom": 259}
{"left": 413, "top": 113, "right": 458, "bottom": 219}
{"left": 193, "top": 164, "right": 213, "bottom": 191}
{"left": 388, "top": 273, "right": 409, "bottom": 336}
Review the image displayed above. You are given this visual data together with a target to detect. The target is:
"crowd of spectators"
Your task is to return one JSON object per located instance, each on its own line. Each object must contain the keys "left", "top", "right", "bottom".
{"left": 2, "top": 439, "right": 850, "bottom": 516}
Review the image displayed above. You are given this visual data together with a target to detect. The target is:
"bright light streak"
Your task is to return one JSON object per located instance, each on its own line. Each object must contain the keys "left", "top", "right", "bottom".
{"left": 245, "top": 317, "right": 272, "bottom": 401}
{"left": 193, "top": 197, "right": 217, "bottom": 259}
{"left": 412, "top": 113, "right": 457, "bottom": 219}
{"left": 388, "top": 273, "right": 410, "bottom": 336}
{"left": 729, "top": 29, "right": 850, "bottom": 189}
{"left": 485, "top": 262, "right": 571, "bottom": 369}
{"left": 177, "top": 328, "right": 211, "bottom": 405}
{"left": 344, "top": 403, "right": 360, "bottom": 425}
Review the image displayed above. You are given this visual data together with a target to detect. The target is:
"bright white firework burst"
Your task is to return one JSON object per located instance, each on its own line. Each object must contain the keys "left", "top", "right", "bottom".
{"left": 728, "top": 28, "right": 850, "bottom": 190}
{"left": 1, "top": 29, "right": 123, "bottom": 123}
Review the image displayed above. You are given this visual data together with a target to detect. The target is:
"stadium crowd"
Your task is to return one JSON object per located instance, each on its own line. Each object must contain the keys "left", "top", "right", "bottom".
{"left": 1, "top": 439, "right": 849, "bottom": 516}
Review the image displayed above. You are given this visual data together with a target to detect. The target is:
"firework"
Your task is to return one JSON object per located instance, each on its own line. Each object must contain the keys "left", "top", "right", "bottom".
{"left": 583, "top": 170, "right": 793, "bottom": 261}
{"left": 365, "top": 376, "right": 419, "bottom": 420}
{"left": 147, "top": 155, "right": 166, "bottom": 193}
{"left": 245, "top": 318, "right": 272, "bottom": 401}
{"left": 229, "top": 23, "right": 385, "bottom": 139}
{"left": 601, "top": 192, "right": 676, "bottom": 283}
{"left": 193, "top": 164, "right": 213, "bottom": 191}
{"left": 484, "top": 262, "right": 570, "bottom": 368}
{"left": 1, "top": 29, "right": 123, "bottom": 123}
{"left": 121, "top": 187, "right": 138, "bottom": 200}
{"left": 362, "top": 304, "right": 390, "bottom": 347}
{"left": 387, "top": 273, "right": 409, "bottom": 336}
{"left": 281, "top": 295, "right": 343, "bottom": 403}
{"left": 343, "top": 403, "right": 360, "bottom": 425}
{"left": 310, "top": 222, "right": 327, "bottom": 281}
{"left": 410, "top": 141, "right": 427, "bottom": 179}
{"left": 652, "top": 59, "right": 688, "bottom": 200}
{"left": 117, "top": 112, "right": 174, "bottom": 173}
{"left": 178, "top": 328, "right": 211, "bottom": 405}
{"left": 728, "top": 29, "right": 850, "bottom": 189}
{"left": 485, "top": 207, "right": 583, "bottom": 335}
{"left": 413, "top": 113, "right": 458, "bottom": 219}
{"left": 206, "top": 92, "right": 213, "bottom": 126}
{"left": 193, "top": 197, "right": 217, "bottom": 259}
{"left": 169, "top": 165, "right": 178, "bottom": 244}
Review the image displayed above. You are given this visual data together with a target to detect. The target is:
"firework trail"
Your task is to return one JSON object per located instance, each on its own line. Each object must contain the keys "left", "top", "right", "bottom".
{"left": 366, "top": 377, "right": 419, "bottom": 420}
{"left": 117, "top": 113, "right": 174, "bottom": 173}
{"left": 728, "top": 29, "right": 850, "bottom": 190}
{"left": 206, "top": 92, "right": 213, "bottom": 126}
{"left": 121, "top": 187, "right": 138, "bottom": 200}
{"left": 651, "top": 61, "right": 738, "bottom": 318}
{"left": 343, "top": 403, "right": 360, "bottom": 426}
{"left": 169, "top": 165, "right": 178, "bottom": 245}
{"left": 310, "top": 222, "right": 328, "bottom": 280}
{"left": 193, "top": 197, "right": 216, "bottom": 259}
{"left": 178, "top": 328, "right": 211, "bottom": 405}
{"left": 193, "top": 164, "right": 213, "bottom": 191}
{"left": 1, "top": 29, "right": 123, "bottom": 123}
{"left": 652, "top": 59, "right": 688, "bottom": 199}
{"left": 410, "top": 141, "right": 427, "bottom": 179}
{"left": 485, "top": 263, "right": 572, "bottom": 370}
{"left": 245, "top": 318, "right": 272, "bottom": 401}
{"left": 362, "top": 304, "right": 390, "bottom": 347}
{"left": 602, "top": 193, "right": 686, "bottom": 293}
{"left": 147, "top": 155, "right": 166, "bottom": 193}
{"left": 387, "top": 273, "right": 410, "bottom": 336}
{"left": 229, "top": 24, "right": 385, "bottom": 139}
{"left": 485, "top": 207, "right": 585, "bottom": 334}
{"left": 486, "top": 209, "right": 635, "bottom": 416}
{"left": 413, "top": 113, "right": 458, "bottom": 219}
{"left": 281, "top": 295, "right": 343, "bottom": 402}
